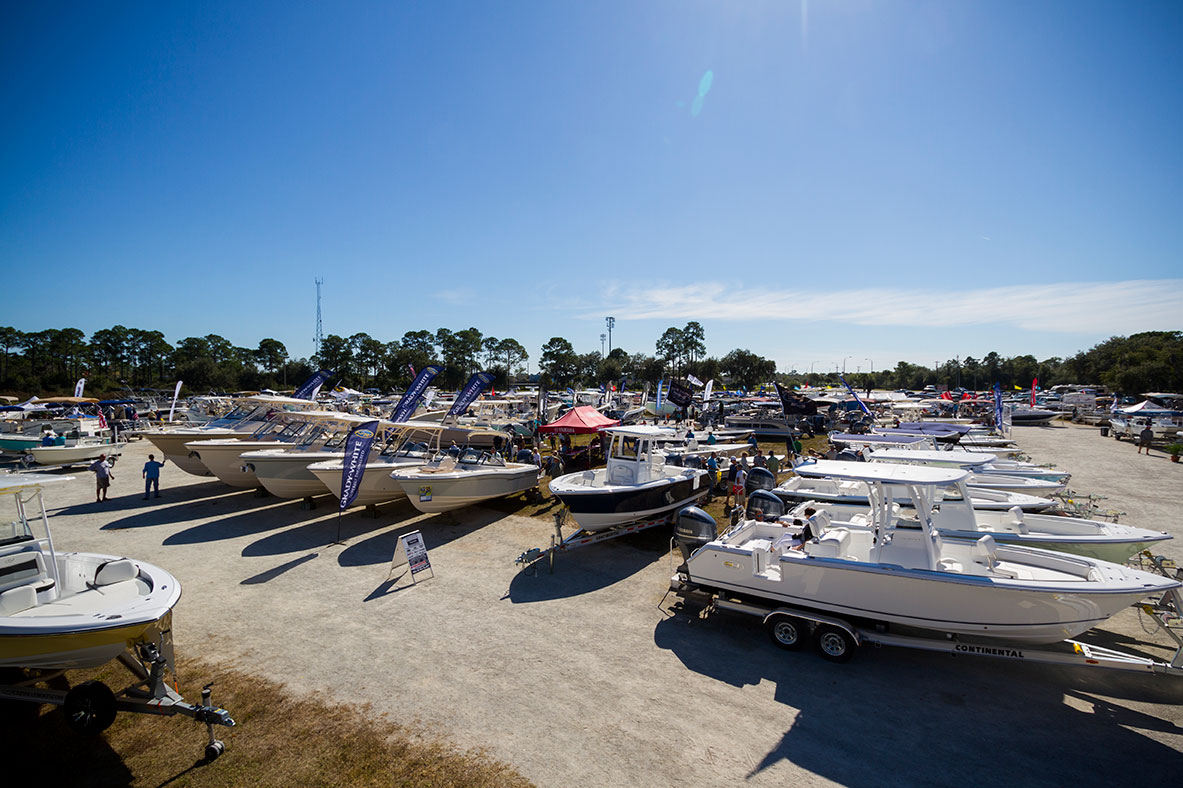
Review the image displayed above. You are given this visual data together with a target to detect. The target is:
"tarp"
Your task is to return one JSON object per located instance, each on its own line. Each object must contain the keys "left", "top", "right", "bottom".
{"left": 1118, "top": 401, "right": 1179, "bottom": 414}
{"left": 537, "top": 406, "right": 620, "bottom": 434}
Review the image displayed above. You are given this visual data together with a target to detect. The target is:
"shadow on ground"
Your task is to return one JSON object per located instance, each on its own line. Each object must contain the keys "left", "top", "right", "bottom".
{"left": 505, "top": 528, "right": 673, "bottom": 603}
{"left": 653, "top": 605, "right": 1183, "bottom": 786}
{"left": 336, "top": 506, "right": 503, "bottom": 568}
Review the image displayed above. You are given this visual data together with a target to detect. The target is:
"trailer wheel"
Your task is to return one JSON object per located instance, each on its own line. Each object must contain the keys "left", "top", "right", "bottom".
{"left": 813, "top": 625, "right": 856, "bottom": 663}
{"left": 64, "top": 680, "right": 117, "bottom": 734}
{"left": 765, "top": 616, "right": 806, "bottom": 651}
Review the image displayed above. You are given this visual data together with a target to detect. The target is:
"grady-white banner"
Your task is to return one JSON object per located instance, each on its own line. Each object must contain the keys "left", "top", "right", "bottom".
{"left": 448, "top": 372, "right": 495, "bottom": 416}
{"left": 168, "top": 380, "right": 183, "bottom": 422}
{"left": 391, "top": 365, "right": 442, "bottom": 422}
{"left": 339, "top": 420, "right": 380, "bottom": 510}
{"left": 294, "top": 370, "right": 334, "bottom": 400}
{"left": 74, "top": 378, "right": 86, "bottom": 397}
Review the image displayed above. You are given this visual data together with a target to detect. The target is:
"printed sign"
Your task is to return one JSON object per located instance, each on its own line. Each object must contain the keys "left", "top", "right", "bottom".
{"left": 448, "top": 372, "right": 495, "bottom": 416}
{"left": 418, "top": 485, "right": 432, "bottom": 502}
{"left": 294, "top": 369, "right": 334, "bottom": 400}
{"left": 391, "top": 365, "right": 443, "bottom": 422}
{"left": 389, "top": 529, "right": 434, "bottom": 582}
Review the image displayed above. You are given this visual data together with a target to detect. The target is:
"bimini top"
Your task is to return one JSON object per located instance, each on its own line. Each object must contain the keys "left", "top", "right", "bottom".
{"left": 866, "top": 449, "right": 996, "bottom": 467}
{"left": 792, "top": 459, "right": 969, "bottom": 485}
{"left": 602, "top": 425, "right": 679, "bottom": 439}
{"left": 830, "top": 433, "right": 927, "bottom": 446}
{"left": 0, "top": 474, "right": 74, "bottom": 495}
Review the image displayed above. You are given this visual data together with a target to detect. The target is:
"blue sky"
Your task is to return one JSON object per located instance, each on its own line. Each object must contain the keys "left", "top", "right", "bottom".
{"left": 2, "top": 1, "right": 1179, "bottom": 374}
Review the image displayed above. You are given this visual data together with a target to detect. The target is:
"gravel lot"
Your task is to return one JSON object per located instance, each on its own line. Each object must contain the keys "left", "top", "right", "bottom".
{"left": 10, "top": 422, "right": 1183, "bottom": 786}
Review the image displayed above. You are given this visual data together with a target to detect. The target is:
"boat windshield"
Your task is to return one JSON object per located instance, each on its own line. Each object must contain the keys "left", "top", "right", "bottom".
{"left": 250, "top": 420, "right": 286, "bottom": 438}
{"left": 0, "top": 491, "right": 37, "bottom": 547}
{"left": 297, "top": 424, "right": 329, "bottom": 447}
{"left": 611, "top": 436, "right": 641, "bottom": 461}
{"left": 273, "top": 421, "right": 311, "bottom": 442}
{"left": 210, "top": 403, "right": 262, "bottom": 426}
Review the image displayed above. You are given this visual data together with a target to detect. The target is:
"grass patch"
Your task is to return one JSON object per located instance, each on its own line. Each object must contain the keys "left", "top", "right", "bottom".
{"left": 1, "top": 657, "right": 534, "bottom": 788}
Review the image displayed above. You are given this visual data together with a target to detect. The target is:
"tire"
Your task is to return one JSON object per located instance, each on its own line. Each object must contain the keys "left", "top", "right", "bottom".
{"left": 765, "top": 616, "right": 807, "bottom": 651}
{"left": 63, "top": 680, "right": 118, "bottom": 734}
{"left": 812, "top": 625, "right": 856, "bottom": 663}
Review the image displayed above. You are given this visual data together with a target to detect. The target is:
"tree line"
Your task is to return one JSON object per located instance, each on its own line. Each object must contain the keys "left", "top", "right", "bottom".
{"left": 0, "top": 323, "right": 1177, "bottom": 399}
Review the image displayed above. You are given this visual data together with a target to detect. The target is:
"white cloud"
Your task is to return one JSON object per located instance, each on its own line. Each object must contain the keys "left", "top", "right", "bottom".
{"left": 585, "top": 279, "right": 1183, "bottom": 334}
{"left": 433, "top": 288, "right": 476, "bottom": 305}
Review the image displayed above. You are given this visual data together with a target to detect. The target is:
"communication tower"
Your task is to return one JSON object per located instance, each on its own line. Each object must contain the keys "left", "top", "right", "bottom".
{"left": 314, "top": 278, "right": 324, "bottom": 359}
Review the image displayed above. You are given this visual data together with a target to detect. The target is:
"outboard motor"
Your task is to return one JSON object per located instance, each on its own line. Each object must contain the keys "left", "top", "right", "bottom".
{"left": 681, "top": 454, "right": 703, "bottom": 469}
{"left": 746, "top": 466, "right": 776, "bottom": 494}
{"left": 673, "top": 505, "right": 717, "bottom": 565}
{"left": 515, "top": 449, "right": 534, "bottom": 464}
{"left": 835, "top": 449, "right": 863, "bottom": 462}
{"left": 745, "top": 489, "right": 786, "bottom": 522}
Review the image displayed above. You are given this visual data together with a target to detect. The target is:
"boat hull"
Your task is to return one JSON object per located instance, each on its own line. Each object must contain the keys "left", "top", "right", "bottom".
{"left": 550, "top": 472, "right": 710, "bottom": 531}
{"left": 308, "top": 459, "right": 421, "bottom": 507}
{"left": 184, "top": 440, "right": 287, "bottom": 488}
{"left": 27, "top": 443, "right": 121, "bottom": 467}
{"left": 143, "top": 428, "right": 253, "bottom": 476}
{"left": 393, "top": 466, "right": 540, "bottom": 514}
{"left": 245, "top": 450, "right": 341, "bottom": 499}
{"left": 685, "top": 544, "right": 1172, "bottom": 644}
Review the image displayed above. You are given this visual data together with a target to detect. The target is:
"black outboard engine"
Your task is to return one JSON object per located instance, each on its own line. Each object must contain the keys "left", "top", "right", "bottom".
{"left": 515, "top": 449, "right": 534, "bottom": 464}
{"left": 835, "top": 449, "right": 863, "bottom": 462}
{"left": 681, "top": 454, "right": 703, "bottom": 469}
{"left": 746, "top": 466, "right": 776, "bottom": 494}
{"left": 745, "top": 489, "right": 786, "bottom": 522}
{"left": 673, "top": 505, "right": 717, "bottom": 566}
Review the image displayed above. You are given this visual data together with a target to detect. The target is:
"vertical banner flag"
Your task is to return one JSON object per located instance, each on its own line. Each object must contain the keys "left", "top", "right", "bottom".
{"left": 666, "top": 381, "right": 693, "bottom": 408}
{"left": 448, "top": 372, "right": 495, "bottom": 416}
{"left": 993, "top": 382, "right": 1003, "bottom": 428}
{"left": 74, "top": 378, "right": 86, "bottom": 397}
{"left": 686, "top": 374, "right": 704, "bottom": 388}
{"left": 838, "top": 375, "right": 873, "bottom": 417}
{"left": 1031, "top": 378, "right": 1038, "bottom": 408}
{"left": 537, "top": 389, "right": 548, "bottom": 421}
{"left": 391, "top": 365, "right": 442, "bottom": 422}
{"left": 294, "top": 370, "right": 334, "bottom": 400}
{"left": 339, "top": 420, "right": 380, "bottom": 510}
{"left": 703, "top": 379, "right": 714, "bottom": 403}
{"left": 168, "top": 380, "right": 183, "bottom": 422}
{"left": 96, "top": 405, "right": 108, "bottom": 430}
{"left": 655, "top": 380, "right": 665, "bottom": 410}
{"left": 407, "top": 363, "right": 416, "bottom": 377}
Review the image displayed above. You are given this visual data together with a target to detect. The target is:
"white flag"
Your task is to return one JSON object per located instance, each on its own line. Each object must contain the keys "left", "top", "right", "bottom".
{"left": 703, "top": 379, "right": 714, "bottom": 403}
{"left": 168, "top": 381, "right": 182, "bottom": 422}
{"left": 74, "top": 378, "right": 86, "bottom": 397}
{"left": 687, "top": 374, "right": 704, "bottom": 388}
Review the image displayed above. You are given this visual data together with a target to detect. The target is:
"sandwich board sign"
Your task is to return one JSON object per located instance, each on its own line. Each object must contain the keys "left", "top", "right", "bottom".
{"left": 388, "top": 529, "right": 434, "bottom": 584}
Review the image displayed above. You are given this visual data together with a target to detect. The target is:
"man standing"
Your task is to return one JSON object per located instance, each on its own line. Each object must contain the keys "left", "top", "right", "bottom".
{"left": 733, "top": 463, "right": 748, "bottom": 510}
{"left": 142, "top": 453, "right": 165, "bottom": 499}
{"left": 723, "top": 457, "right": 739, "bottom": 507}
{"left": 1137, "top": 421, "right": 1155, "bottom": 455}
{"left": 766, "top": 450, "right": 780, "bottom": 478}
{"left": 89, "top": 453, "right": 114, "bottom": 502}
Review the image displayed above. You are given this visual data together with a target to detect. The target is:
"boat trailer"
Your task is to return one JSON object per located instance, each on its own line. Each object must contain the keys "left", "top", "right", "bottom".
{"left": 516, "top": 509, "right": 677, "bottom": 574}
{"left": 0, "top": 642, "right": 236, "bottom": 760}
{"left": 670, "top": 578, "right": 1183, "bottom": 677}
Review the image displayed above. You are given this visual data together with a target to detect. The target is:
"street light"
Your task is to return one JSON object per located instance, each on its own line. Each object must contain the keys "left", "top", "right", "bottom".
{"left": 842, "top": 356, "right": 853, "bottom": 374}
{"left": 600, "top": 333, "right": 606, "bottom": 356}
{"left": 605, "top": 317, "right": 615, "bottom": 354}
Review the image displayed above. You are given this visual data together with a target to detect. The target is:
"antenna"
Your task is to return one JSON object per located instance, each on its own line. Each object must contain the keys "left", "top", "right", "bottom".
{"left": 314, "top": 278, "right": 324, "bottom": 359}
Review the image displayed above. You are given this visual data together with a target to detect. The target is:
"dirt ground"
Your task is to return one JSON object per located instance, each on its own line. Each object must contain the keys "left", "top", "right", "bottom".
{"left": 9, "top": 422, "right": 1183, "bottom": 786}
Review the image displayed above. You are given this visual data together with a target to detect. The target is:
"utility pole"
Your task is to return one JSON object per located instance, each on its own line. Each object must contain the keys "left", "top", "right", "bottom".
{"left": 314, "top": 278, "right": 324, "bottom": 360}
{"left": 605, "top": 317, "right": 615, "bottom": 354}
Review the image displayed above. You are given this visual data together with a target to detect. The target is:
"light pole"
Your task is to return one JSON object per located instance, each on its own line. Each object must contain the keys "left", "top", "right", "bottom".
{"left": 600, "top": 333, "right": 606, "bottom": 356}
{"left": 843, "top": 356, "right": 852, "bottom": 374}
{"left": 605, "top": 317, "right": 615, "bottom": 354}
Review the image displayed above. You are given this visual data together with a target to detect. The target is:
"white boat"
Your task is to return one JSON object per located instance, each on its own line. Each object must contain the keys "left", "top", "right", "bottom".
{"left": 308, "top": 422, "right": 503, "bottom": 508}
{"left": 724, "top": 403, "right": 795, "bottom": 438}
{"left": 141, "top": 395, "right": 320, "bottom": 476}
{"left": 865, "top": 448, "right": 1071, "bottom": 483}
{"left": 774, "top": 470, "right": 1056, "bottom": 512}
{"left": 0, "top": 475, "right": 180, "bottom": 669}
{"left": 390, "top": 447, "right": 541, "bottom": 514}
{"left": 25, "top": 435, "right": 123, "bottom": 468}
{"left": 549, "top": 426, "right": 711, "bottom": 532}
{"left": 1008, "top": 407, "right": 1060, "bottom": 425}
{"left": 782, "top": 497, "right": 1169, "bottom": 565}
{"left": 242, "top": 414, "right": 393, "bottom": 499}
{"left": 185, "top": 410, "right": 354, "bottom": 489}
{"left": 675, "top": 461, "right": 1179, "bottom": 644}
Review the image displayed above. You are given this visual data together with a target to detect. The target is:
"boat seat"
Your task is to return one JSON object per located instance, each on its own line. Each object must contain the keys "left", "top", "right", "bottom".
{"left": 95, "top": 559, "right": 137, "bottom": 586}
{"left": 0, "top": 584, "right": 37, "bottom": 616}
{"left": 972, "top": 534, "right": 998, "bottom": 570}
{"left": 1007, "top": 506, "right": 1028, "bottom": 534}
{"left": 608, "top": 463, "right": 636, "bottom": 485}
{"left": 0, "top": 549, "right": 50, "bottom": 594}
{"left": 807, "top": 528, "right": 850, "bottom": 559}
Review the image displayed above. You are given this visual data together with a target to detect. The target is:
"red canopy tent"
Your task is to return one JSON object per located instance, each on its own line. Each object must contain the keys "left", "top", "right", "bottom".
{"left": 537, "top": 406, "right": 620, "bottom": 434}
